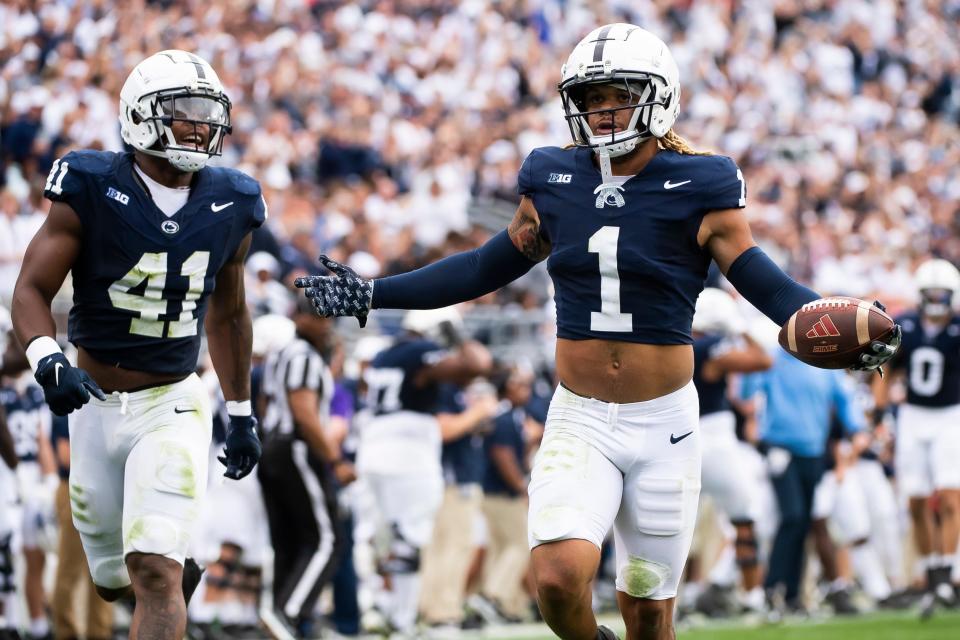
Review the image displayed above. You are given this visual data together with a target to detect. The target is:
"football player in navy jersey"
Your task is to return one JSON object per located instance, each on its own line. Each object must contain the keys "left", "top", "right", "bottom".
{"left": 0, "top": 375, "right": 57, "bottom": 640}
{"left": 10, "top": 51, "right": 263, "bottom": 640}
{"left": 356, "top": 307, "right": 494, "bottom": 635}
{"left": 295, "top": 24, "right": 899, "bottom": 640}
{"left": 689, "top": 289, "right": 772, "bottom": 614}
{"left": 876, "top": 258, "right": 960, "bottom": 614}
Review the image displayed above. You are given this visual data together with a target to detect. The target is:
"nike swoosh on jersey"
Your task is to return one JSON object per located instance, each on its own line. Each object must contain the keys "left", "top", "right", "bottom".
{"left": 663, "top": 179, "right": 692, "bottom": 190}
{"left": 210, "top": 201, "right": 234, "bottom": 212}
{"left": 669, "top": 430, "right": 693, "bottom": 444}
{"left": 54, "top": 362, "right": 63, "bottom": 386}
{"left": 174, "top": 406, "right": 198, "bottom": 414}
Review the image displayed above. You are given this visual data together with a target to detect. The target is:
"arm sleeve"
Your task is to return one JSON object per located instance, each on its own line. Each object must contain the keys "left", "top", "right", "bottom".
{"left": 725, "top": 246, "right": 820, "bottom": 326}
{"left": 372, "top": 230, "right": 538, "bottom": 310}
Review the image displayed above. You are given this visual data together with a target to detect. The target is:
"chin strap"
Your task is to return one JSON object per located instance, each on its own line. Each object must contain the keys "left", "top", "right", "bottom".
{"left": 593, "top": 145, "right": 626, "bottom": 209}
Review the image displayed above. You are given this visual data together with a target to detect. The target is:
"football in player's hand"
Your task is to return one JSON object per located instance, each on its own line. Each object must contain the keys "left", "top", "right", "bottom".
{"left": 778, "top": 297, "right": 896, "bottom": 369}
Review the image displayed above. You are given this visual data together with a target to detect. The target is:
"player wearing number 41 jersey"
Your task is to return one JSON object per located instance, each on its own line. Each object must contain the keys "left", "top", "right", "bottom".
{"left": 11, "top": 50, "right": 263, "bottom": 640}
{"left": 296, "top": 24, "right": 900, "bottom": 640}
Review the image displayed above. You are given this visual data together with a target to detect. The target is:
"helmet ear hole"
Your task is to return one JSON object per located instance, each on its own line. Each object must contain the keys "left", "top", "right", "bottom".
{"left": 130, "top": 110, "right": 143, "bottom": 125}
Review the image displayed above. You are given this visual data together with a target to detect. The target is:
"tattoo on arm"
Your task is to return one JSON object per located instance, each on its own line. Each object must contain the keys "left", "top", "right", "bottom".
{"left": 508, "top": 203, "right": 551, "bottom": 262}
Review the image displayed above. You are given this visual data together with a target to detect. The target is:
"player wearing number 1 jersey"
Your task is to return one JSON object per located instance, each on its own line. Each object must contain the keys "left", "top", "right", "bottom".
{"left": 877, "top": 258, "right": 960, "bottom": 612}
{"left": 295, "top": 24, "right": 898, "bottom": 640}
{"left": 10, "top": 50, "right": 263, "bottom": 640}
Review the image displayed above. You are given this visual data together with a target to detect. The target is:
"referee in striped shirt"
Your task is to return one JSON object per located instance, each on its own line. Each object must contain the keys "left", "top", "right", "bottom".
{"left": 258, "top": 300, "right": 356, "bottom": 636}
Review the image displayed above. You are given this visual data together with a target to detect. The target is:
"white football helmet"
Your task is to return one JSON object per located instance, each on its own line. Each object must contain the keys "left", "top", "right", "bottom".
{"left": 119, "top": 50, "right": 231, "bottom": 172}
{"left": 693, "top": 288, "right": 741, "bottom": 336}
{"left": 402, "top": 306, "right": 464, "bottom": 347}
{"left": 559, "top": 23, "right": 680, "bottom": 158}
{"left": 251, "top": 314, "right": 296, "bottom": 358}
{"left": 914, "top": 258, "right": 960, "bottom": 317}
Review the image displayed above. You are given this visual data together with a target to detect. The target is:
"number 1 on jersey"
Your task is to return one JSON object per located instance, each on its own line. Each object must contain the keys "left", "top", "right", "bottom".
{"left": 588, "top": 226, "right": 632, "bottom": 332}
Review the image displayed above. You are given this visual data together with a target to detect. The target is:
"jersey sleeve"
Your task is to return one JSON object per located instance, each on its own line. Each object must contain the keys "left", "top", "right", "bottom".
{"left": 517, "top": 149, "right": 537, "bottom": 196}
{"left": 889, "top": 314, "right": 913, "bottom": 370}
{"left": 42, "top": 153, "right": 91, "bottom": 214}
{"left": 226, "top": 169, "right": 267, "bottom": 230}
{"left": 703, "top": 155, "right": 746, "bottom": 211}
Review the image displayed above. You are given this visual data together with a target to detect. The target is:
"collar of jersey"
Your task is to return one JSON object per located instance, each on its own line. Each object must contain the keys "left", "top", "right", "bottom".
{"left": 574, "top": 145, "right": 668, "bottom": 188}
{"left": 124, "top": 151, "right": 211, "bottom": 221}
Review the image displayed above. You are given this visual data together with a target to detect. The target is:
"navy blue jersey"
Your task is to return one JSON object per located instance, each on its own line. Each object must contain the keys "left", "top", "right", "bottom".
{"left": 364, "top": 337, "right": 448, "bottom": 415}
{"left": 518, "top": 146, "right": 745, "bottom": 344}
{"left": 692, "top": 333, "right": 732, "bottom": 416}
{"left": 892, "top": 312, "right": 960, "bottom": 407}
{"left": 43, "top": 151, "right": 266, "bottom": 375}
{"left": 437, "top": 383, "right": 487, "bottom": 485}
{"left": 483, "top": 408, "right": 526, "bottom": 497}
{"left": 0, "top": 385, "right": 48, "bottom": 462}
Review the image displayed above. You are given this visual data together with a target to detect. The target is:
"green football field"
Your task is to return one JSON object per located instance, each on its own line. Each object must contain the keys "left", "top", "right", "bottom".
{"left": 484, "top": 610, "right": 960, "bottom": 640}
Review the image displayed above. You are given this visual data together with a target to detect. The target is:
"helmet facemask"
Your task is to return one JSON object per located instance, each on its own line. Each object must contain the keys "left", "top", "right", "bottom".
{"left": 920, "top": 288, "right": 954, "bottom": 319}
{"left": 560, "top": 74, "right": 671, "bottom": 159}
{"left": 127, "top": 89, "right": 232, "bottom": 172}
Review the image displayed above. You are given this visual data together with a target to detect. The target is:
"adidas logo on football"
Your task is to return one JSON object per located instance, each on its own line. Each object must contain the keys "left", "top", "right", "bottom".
{"left": 806, "top": 314, "right": 841, "bottom": 338}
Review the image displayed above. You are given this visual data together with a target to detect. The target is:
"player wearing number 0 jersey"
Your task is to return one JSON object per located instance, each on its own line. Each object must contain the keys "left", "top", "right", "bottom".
{"left": 295, "top": 24, "right": 898, "bottom": 640}
{"left": 11, "top": 50, "right": 263, "bottom": 640}
{"left": 877, "top": 258, "right": 960, "bottom": 608}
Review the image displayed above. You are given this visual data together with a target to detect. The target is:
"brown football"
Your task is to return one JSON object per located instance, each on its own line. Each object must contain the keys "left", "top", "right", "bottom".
{"left": 778, "top": 297, "right": 896, "bottom": 369}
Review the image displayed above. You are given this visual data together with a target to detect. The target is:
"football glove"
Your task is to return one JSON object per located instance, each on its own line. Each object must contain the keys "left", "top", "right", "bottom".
{"left": 851, "top": 301, "right": 901, "bottom": 376}
{"left": 34, "top": 353, "right": 106, "bottom": 416}
{"left": 218, "top": 415, "right": 261, "bottom": 480}
{"left": 294, "top": 256, "right": 373, "bottom": 327}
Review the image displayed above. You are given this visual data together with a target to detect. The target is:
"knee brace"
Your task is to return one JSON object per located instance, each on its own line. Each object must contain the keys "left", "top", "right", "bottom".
{"left": 734, "top": 536, "right": 759, "bottom": 568}
{"left": 380, "top": 523, "right": 421, "bottom": 575}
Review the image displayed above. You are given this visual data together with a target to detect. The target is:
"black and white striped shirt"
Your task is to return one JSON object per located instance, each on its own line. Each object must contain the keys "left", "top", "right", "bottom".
{"left": 261, "top": 337, "right": 333, "bottom": 438}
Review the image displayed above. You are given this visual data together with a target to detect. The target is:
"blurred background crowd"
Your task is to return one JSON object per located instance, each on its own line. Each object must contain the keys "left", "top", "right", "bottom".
{"left": 1, "top": 0, "right": 960, "bottom": 638}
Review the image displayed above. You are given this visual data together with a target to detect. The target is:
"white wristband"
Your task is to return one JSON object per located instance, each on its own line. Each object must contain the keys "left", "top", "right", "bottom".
{"left": 25, "top": 336, "right": 63, "bottom": 373}
{"left": 226, "top": 400, "right": 252, "bottom": 417}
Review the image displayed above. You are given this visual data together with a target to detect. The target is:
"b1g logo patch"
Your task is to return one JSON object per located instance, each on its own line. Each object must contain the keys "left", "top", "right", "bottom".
{"left": 548, "top": 173, "right": 572, "bottom": 184}
{"left": 161, "top": 220, "right": 180, "bottom": 235}
{"left": 106, "top": 187, "right": 130, "bottom": 205}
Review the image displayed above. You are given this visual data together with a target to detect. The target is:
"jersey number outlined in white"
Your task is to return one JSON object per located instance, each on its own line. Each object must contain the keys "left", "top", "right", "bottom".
{"left": 109, "top": 251, "right": 210, "bottom": 338}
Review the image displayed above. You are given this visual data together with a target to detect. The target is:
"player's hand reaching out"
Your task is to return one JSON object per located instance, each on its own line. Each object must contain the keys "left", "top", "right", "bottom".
{"left": 34, "top": 353, "right": 106, "bottom": 416}
{"left": 218, "top": 415, "right": 262, "bottom": 480}
{"left": 294, "top": 256, "right": 373, "bottom": 328}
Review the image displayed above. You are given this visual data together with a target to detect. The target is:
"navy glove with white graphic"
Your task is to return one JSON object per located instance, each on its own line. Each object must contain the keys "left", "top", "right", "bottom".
{"left": 218, "top": 415, "right": 261, "bottom": 480}
{"left": 294, "top": 256, "right": 373, "bottom": 328}
{"left": 34, "top": 353, "right": 106, "bottom": 416}
{"left": 851, "top": 301, "right": 902, "bottom": 376}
